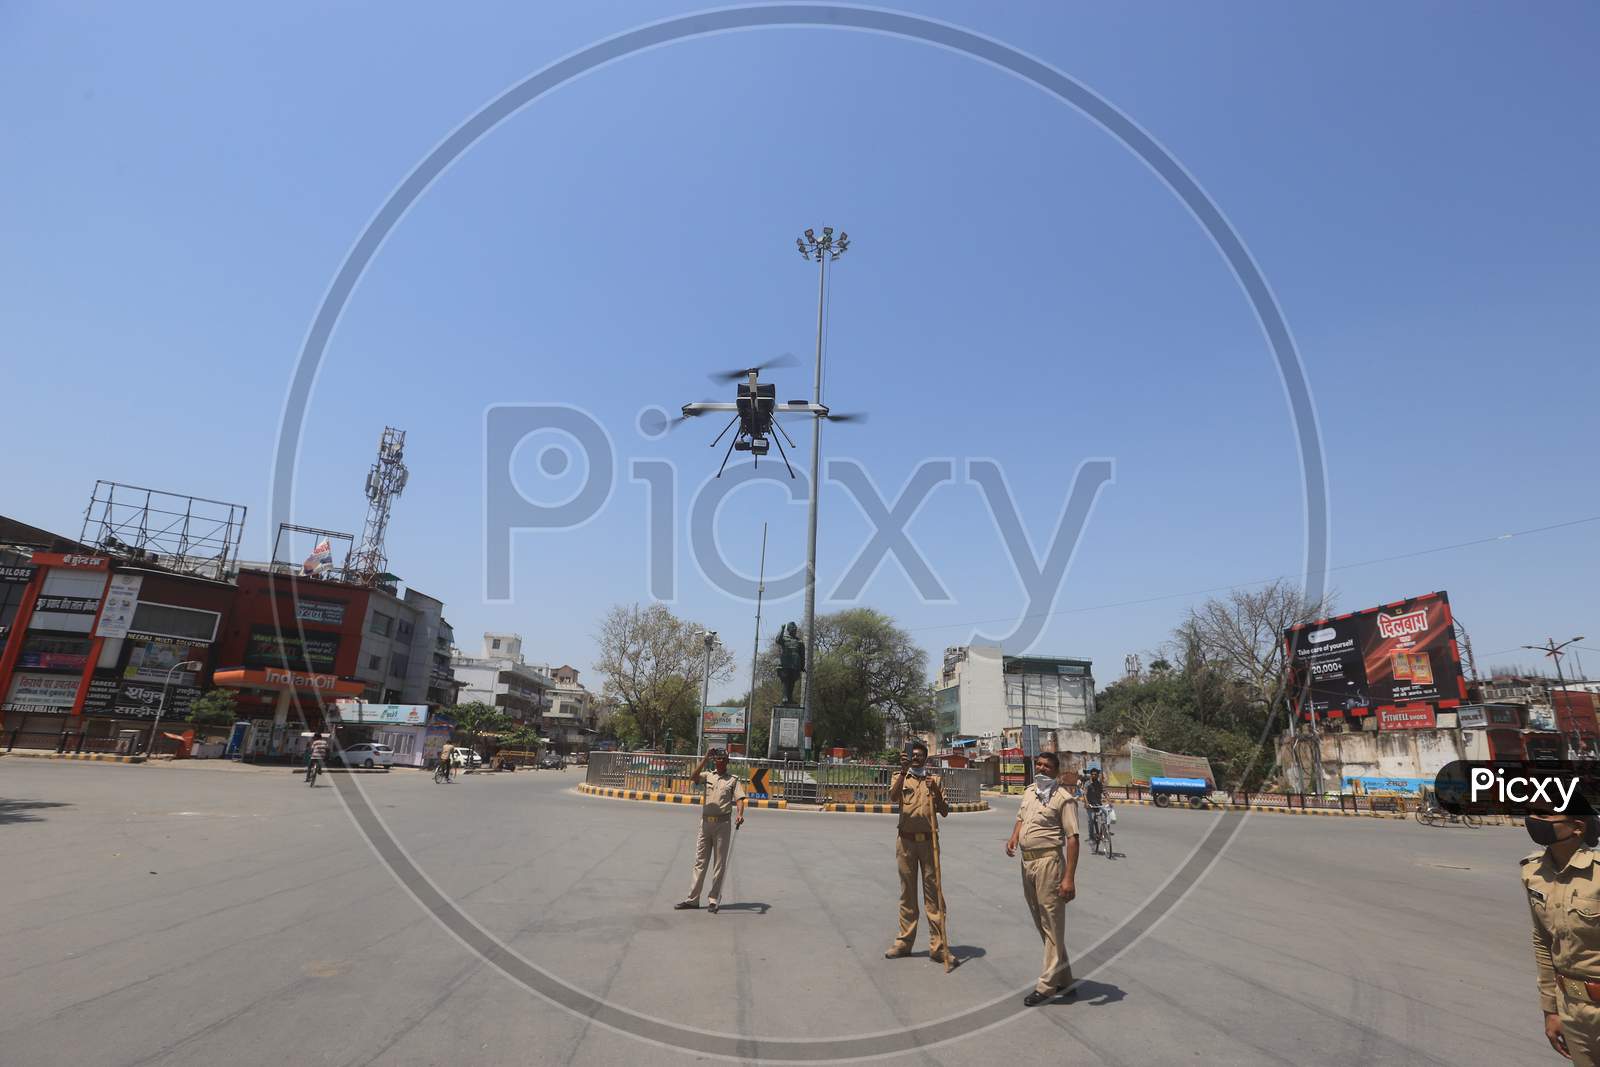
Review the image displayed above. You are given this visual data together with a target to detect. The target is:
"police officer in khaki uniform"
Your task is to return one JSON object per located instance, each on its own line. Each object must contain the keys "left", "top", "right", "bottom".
{"left": 1005, "top": 750, "right": 1079, "bottom": 1006}
{"left": 885, "top": 741, "right": 953, "bottom": 964}
{"left": 675, "top": 747, "right": 746, "bottom": 914}
{"left": 1524, "top": 805, "right": 1600, "bottom": 1063}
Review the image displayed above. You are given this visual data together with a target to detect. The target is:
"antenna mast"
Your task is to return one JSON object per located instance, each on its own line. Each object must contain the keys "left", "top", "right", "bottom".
{"left": 348, "top": 427, "right": 408, "bottom": 587}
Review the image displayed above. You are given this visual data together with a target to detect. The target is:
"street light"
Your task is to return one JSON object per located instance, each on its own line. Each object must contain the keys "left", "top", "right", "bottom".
{"left": 147, "top": 659, "right": 203, "bottom": 758}
{"left": 1524, "top": 636, "right": 1587, "bottom": 747}
{"left": 696, "top": 630, "right": 718, "bottom": 756}
{"left": 795, "top": 225, "right": 849, "bottom": 744}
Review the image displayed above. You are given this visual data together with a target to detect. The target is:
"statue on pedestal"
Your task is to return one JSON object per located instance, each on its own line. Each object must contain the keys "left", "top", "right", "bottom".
{"left": 775, "top": 622, "right": 806, "bottom": 706}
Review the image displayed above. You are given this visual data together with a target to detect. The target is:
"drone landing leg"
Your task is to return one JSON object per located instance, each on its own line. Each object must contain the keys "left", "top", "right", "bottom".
{"left": 710, "top": 415, "right": 739, "bottom": 449}
{"left": 715, "top": 433, "right": 739, "bottom": 478}
{"left": 771, "top": 426, "right": 797, "bottom": 479}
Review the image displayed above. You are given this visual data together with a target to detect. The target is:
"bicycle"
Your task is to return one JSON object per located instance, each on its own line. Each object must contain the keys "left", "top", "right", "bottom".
{"left": 433, "top": 759, "right": 453, "bottom": 784}
{"left": 1087, "top": 804, "right": 1115, "bottom": 858}
{"left": 306, "top": 758, "right": 322, "bottom": 787}
{"left": 1414, "top": 800, "right": 1480, "bottom": 828}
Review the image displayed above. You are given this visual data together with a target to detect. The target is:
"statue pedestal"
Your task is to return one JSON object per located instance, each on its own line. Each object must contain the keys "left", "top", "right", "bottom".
{"left": 768, "top": 703, "right": 805, "bottom": 761}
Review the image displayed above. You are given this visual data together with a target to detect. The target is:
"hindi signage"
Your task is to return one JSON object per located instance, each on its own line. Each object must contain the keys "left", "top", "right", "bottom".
{"left": 95, "top": 574, "right": 144, "bottom": 639}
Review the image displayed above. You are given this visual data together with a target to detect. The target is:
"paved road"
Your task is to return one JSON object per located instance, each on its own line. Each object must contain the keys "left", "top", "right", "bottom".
{"left": 0, "top": 759, "right": 1547, "bottom": 1066}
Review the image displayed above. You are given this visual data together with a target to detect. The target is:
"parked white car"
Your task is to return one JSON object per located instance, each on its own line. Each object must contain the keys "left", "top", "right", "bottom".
{"left": 450, "top": 748, "right": 484, "bottom": 768}
{"left": 341, "top": 742, "right": 395, "bottom": 769}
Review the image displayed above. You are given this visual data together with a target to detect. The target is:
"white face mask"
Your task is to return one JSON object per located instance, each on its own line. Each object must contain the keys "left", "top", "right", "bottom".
{"left": 1034, "top": 774, "right": 1055, "bottom": 792}
{"left": 909, "top": 767, "right": 928, "bottom": 779}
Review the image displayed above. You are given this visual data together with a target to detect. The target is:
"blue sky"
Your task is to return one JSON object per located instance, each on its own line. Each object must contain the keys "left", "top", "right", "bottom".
{"left": 4, "top": 2, "right": 1597, "bottom": 697}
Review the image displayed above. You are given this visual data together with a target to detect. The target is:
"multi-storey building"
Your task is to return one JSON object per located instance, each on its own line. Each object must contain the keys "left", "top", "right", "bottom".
{"left": 450, "top": 632, "right": 553, "bottom": 724}
{"left": 933, "top": 645, "right": 1095, "bottom": 741}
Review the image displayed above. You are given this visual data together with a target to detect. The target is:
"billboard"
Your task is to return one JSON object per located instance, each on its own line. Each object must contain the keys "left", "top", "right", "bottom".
{"left": 243, "top": 626, "right": 341, "bottom": 674}
{"left": 702, "top": 705, "right": 745, "bottom": 734}
{"left": 1285, "top": 591, "right": 1466, "bottom": 722}
{"left": 334, "top": 701, "right": 429, "bottom": 725}
{"left": 1128, "top": 742, "right": 1216, "bottom": 787}
{"left": 95, "top": 574, "right": 144, "bottom": 639}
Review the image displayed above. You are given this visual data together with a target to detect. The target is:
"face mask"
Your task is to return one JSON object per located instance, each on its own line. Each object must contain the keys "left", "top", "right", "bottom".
{"left": 1528, "top": 819, "right": 1572, "bottom": 847}
{"left": 1034, "top": 774, "right": 1055, "bottom": 791}
{"left": 909, "top": 767, "right": 928, "bottom": 779}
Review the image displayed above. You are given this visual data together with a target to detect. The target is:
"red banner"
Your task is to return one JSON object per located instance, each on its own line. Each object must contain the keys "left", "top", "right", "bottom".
{"left": 1377, "top": 706, "right": 1436, "bottom": 730}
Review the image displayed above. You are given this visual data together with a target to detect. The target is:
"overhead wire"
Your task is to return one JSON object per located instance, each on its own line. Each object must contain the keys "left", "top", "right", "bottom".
{"left": 905, "top": 513, "right": 1600, "bottom": 635}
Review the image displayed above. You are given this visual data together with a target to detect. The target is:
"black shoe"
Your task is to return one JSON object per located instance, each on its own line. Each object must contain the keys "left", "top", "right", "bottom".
{"left": 674, "top": 900, "right": 700, "bottom": 910}
{"left": 1023, "top": 991, "right": 1051, "bottom": 1007}
{"left": 708, "top": 902, "right": 719, "bottom": 914}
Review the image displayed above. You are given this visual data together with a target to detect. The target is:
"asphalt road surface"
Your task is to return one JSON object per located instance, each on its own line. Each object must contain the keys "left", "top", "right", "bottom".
{"left": 0, "top": 759, "right": 1548, "bottom": 1066}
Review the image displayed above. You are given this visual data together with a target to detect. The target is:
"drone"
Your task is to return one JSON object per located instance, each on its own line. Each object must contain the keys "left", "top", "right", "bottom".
{"left": 676, "top": 353, "right": 865, "bottom": 477}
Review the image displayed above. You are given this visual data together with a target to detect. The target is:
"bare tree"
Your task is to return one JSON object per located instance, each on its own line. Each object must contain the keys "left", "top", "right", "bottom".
{"left": 1175, "top": 579, "right": 1334, "bottom": 710}
{"left": 593, "top": 603, "right": 735, "bottom": 750}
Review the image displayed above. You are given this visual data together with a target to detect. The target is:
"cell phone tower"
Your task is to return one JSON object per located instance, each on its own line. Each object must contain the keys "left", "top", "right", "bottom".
{"left": 347, "top": 427, "right": 409, "bottom": 587}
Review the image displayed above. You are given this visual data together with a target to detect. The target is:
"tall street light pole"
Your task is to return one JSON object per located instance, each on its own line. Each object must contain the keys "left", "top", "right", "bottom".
{"left": 147, "top": 659, "right": 202, "bottom": 758}
{"left": 795, "top": 226, "right": 849, "bottom": 748}
{"left": 745, "top": 523, "right": 768, "bottom": 751}
{"left": 1524, "top": 635, "right": 1587, "bottom": 748}
{"left": 697, "top": 630, "right": 718, "bottom": 757}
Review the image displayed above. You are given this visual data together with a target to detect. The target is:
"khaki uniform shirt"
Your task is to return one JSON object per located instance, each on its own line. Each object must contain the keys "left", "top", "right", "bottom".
{"left": 895, "top": 773, "right": 945, "bottom": 833}
{"left": 1016, "top": 785, "right": 1079, "bottom": 851}
{"left": 695, "top": 770, "right": 746, "bottom": 817}
{"left": 1523, "top": 846, "right": 1600, "bottom": 1013}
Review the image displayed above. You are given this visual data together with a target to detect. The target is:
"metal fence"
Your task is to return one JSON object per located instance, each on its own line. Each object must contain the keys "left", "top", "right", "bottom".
{"left": 5, "top": 729, "right": 145, "bottom": 755}
{"left": 584, "top": 752, "right": 981, "bottom": 807}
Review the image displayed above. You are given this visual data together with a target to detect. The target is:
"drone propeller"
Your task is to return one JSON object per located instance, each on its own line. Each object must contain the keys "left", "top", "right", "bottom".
{"left": 823, "top": 411, "right": 868, "bottom": 424}
{"left": 709, "top": 352, "right": 800, "bottom": 384}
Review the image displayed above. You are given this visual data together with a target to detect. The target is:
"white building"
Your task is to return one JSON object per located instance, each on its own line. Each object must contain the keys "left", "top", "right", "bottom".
{"left": 934, "top": 645, "right": 1095, "bottom": 740}
{"left": 450, "top": 633, "right": 553, "bottom": 724}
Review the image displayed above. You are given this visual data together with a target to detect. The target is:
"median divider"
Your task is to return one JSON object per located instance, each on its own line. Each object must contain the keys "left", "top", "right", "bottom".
{"left": 823, "top": 801, "right": 990, "bottom": 814}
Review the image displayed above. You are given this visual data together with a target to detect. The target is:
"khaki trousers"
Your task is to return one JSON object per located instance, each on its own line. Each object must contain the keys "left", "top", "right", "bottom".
{"left": 1021, "top": 852, "right": 1071, "bottom": 994}
{"left": 1557, "top": 981, "right": 1600, "bottom": 1067}
{"left": 893, "top": 836, "right": 946, "bottom": 954}
{"left": 685, "top": 817, "right": 733, "bottom": 903}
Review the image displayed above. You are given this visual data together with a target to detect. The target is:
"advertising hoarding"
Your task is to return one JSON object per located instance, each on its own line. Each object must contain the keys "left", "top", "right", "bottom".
{"left": 95, "top": 574, "right": 144, "bottom": 639}
{"left": 123, "top": 635, "right": 206, "bottom": 684}
{"left": 702, "top": 705, "right": 745, "bottom": 734}
{"left": 1377, "top": 706, "right": 1436, "bottom": 730}
{"left": 243, "top": 626, "right": 341, "bottom": 674}
{"left": 5, "top": 672, "right": 80, "bottom": 710}
{"left": 294, "top": 597, "right": 346, "bottom": 626}
{"left": 1285, "top": 591, "right": 1466, "bottom": 720}
{"left": 1128, "top": 742, "right": 1216, "bottom": 787}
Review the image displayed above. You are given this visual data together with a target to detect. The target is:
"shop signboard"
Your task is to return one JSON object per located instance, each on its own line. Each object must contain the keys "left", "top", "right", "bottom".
{"left": 702, "top": 705, "right": 745, "bottom": 734}
{"left": 1285, "top": 591, "right": 1466, "bottom": 718}
{"left": 31, "top": 594, "right": 100, "bottom": 615}
{"left": 107, "top": 681, "right": 200, "bottom": 720}
{"left": 95, "top": 574, "right": 144, "bottom": 639}
{"left": 1377, "top": 705, "right": 1436, "bottom": 730}
{"left": 0, "top": 564, "right": 36, "bottom": 583}
{"left": 333, "top": 701, "right": 428, "bottom": 725}
{"left": 83, "top": 671, "right": 122, "bottom": 713}
{"left": 1457, "top": 705, "right": 1488, "bottom": 729}
{"left": 1343, "top": 775, "right": 1431, "bottom": 797}
{"left": 293, "top": 597, "right": 347, "bottom": 626}
{"left": 5, "top": 672, "right": 79, "bottom": 709}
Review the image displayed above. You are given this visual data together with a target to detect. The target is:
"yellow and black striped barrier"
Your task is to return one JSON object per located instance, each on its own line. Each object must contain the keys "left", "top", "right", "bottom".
{"left": 822, "top": 801, "right": 990, "bottom": 814}
{"left": 578, "top": 783, "right": 787, "bottom": 809}
{"left": 1, "top": 751, "right": 146, "bottom": 763}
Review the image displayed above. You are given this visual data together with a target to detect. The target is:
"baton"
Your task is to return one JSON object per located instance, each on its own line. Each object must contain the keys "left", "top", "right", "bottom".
{"left": 930, "top": 797, "right": 952, "bottom": 973}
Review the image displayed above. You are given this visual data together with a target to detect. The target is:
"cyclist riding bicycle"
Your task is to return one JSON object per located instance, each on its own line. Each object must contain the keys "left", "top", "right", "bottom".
{"left": 439, "top": 742, "right": 455, "bottom": 782}
{"left": 306, "top": 733, "right": 329, "bottom": 783}
{"left": 1083, "top": 767, "right": 1108, "bottom": 843}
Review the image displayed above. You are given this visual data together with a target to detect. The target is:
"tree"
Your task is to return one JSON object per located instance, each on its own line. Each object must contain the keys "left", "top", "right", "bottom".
{"left": 593, "top": 603, "right": 735, "bottom": 750}
{"left": 500, "top": 724, "right": 543, "bottom": 752}
{"left": 807, "top": 608, "right": 933, "bottom": 754}
{"left": 1175, "top": 579, "right": 1333, "bottom": 712}
{"left": 443, "top": 701, "right": 514, "bottom": 755}
{"left": 185, "top": 689, "right": 239, "bottom": 739}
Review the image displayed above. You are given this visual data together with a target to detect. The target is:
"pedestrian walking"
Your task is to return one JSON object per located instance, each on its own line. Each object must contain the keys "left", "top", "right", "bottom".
{"left": 885, "top": 741, "right": 953, "bottom": 965}
{"left": 1524, "top": 804, "right": 1600, "bottom": 1064}
{"left": 1004, "top": 750, "right": 1079, "bottom": 1006}
{"left": 674, "top": 747, "right": 746, "bottom": 914}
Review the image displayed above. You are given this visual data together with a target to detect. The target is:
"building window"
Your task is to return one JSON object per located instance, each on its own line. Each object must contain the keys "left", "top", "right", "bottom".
{"left": 396, "top": 620, "right": 413, "bottom": 645}
{"left": 128, "top": 602, "right": 221, "bottom": 642}
{"left": 492, "top": 638, "right": 501, "bottom": 650}
{"left": 370, "top": 611, "right": 393, "bottom": 637}
{"left": 389, "top": 652, "right": 407, "bottom": 677}
{"left": 368, "top": 654, "right": 382, "bottom": 671}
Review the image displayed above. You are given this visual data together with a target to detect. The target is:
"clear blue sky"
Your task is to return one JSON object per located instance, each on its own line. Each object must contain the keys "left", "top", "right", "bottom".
{"left": 4, "top": 2, "right": 1597, "bottom": 698}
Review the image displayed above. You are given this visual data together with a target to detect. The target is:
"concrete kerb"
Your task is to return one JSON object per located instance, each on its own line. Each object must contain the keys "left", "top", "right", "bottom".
{"left": 0, "top": 750, "right": 147, "bottom": 764}
{"left": 577, "top": 783, "right": 788, "bottom": 809}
